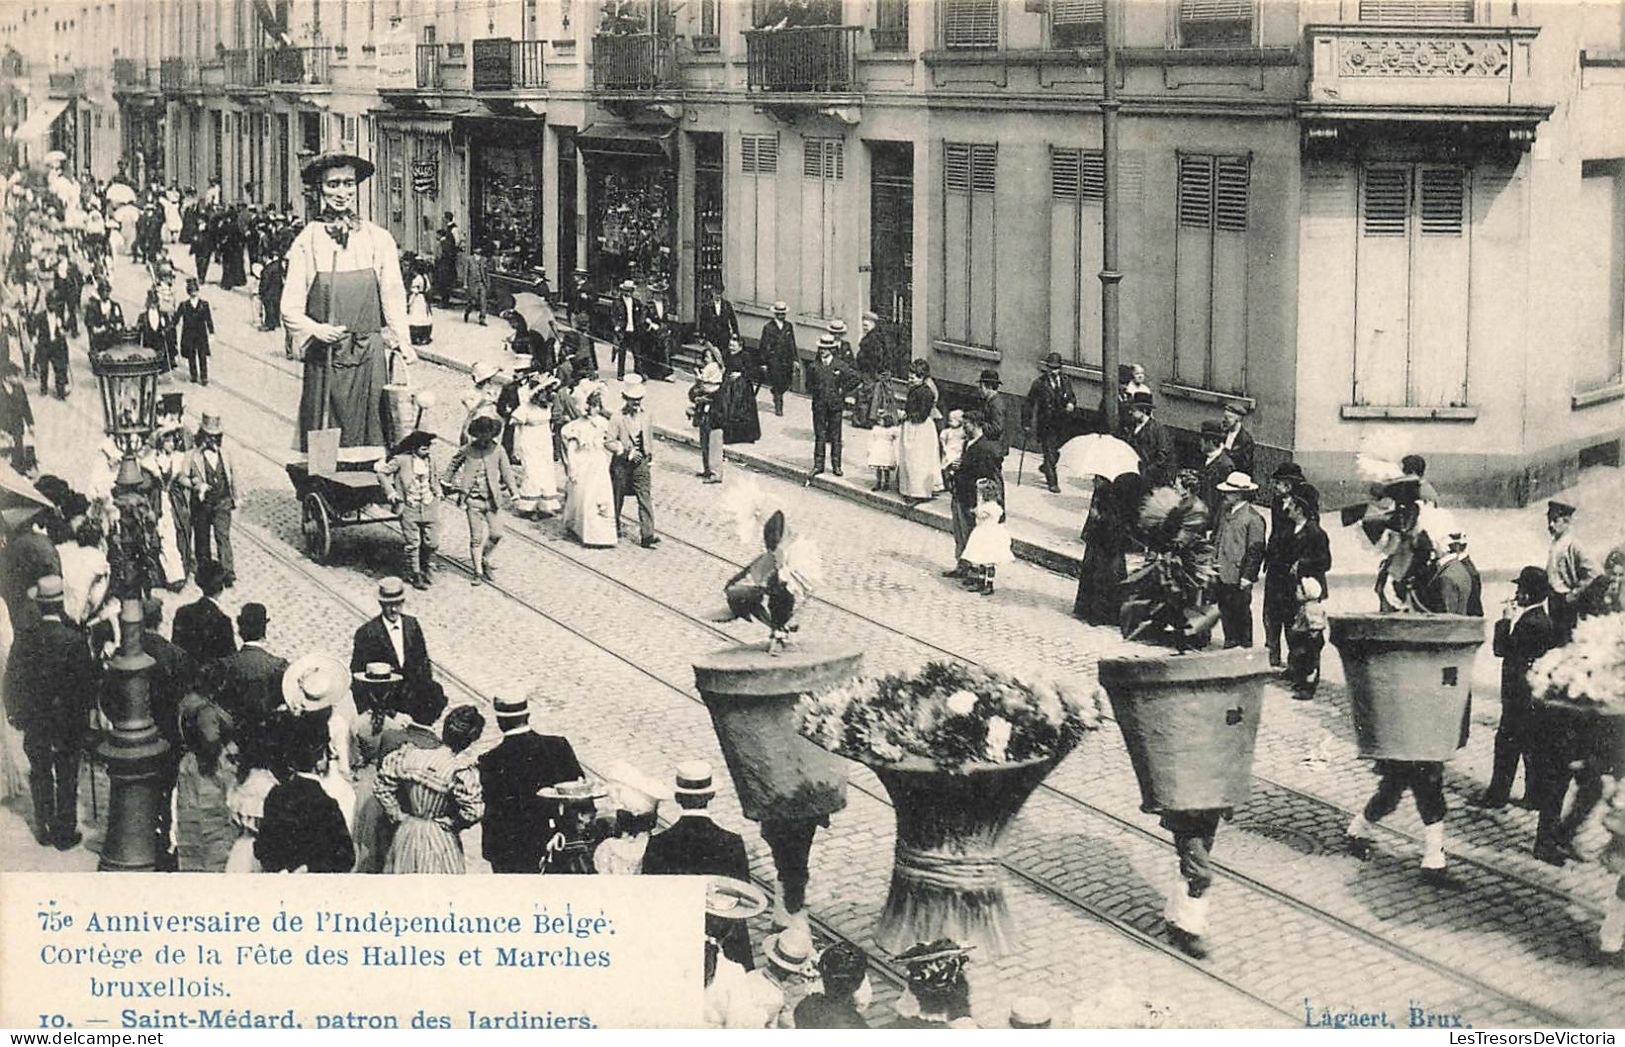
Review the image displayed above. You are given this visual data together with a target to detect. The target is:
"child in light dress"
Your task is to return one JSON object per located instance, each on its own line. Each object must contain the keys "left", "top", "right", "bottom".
{"left": 939, "top": 409, "right": 966, "bottom": 490}
{"left": 961, "top": 476, "right": 1012, "bottom": 596}
{"left": 868, "top": 410, "right": 899, "bottom": 492}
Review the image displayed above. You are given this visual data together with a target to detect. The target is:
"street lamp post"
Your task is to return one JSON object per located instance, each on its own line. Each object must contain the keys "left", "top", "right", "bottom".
{"left": 89, "top": 337, "right": 169, "bottom": 872}
{"left": 1099, "top": 0, "right": 1123, "bottom": 434}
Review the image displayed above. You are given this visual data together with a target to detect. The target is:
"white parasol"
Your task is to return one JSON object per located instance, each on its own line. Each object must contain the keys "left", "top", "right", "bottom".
{"left": 104, "top": 182, "right": 137, "bottom": 206}
{"left": 1056, "top": 433, "right": 1141, "bottom": 490}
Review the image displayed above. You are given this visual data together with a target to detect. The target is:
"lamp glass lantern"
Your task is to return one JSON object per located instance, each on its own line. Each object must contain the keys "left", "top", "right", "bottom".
{"left": 90, "top": 339, "right": 164, "bottom": 453}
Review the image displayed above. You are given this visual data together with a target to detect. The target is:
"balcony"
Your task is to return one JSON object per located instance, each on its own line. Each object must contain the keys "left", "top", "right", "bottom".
{"left": 221, "top": 48, "right": 263, "bottom": 90}
{"left": 416, "top": 43, "right": 443, "bottom": 89}
{"left": 267, "top": 45, "right": 332, "bottom": 87}
{"left": 1306, "top": 23, "right": 1541, "bottom": 111}
{"left": 592, "top": 33, "right": 676, "bottom": 92}
{"left": 46, "top": 71, "right": 78, "bottom": 98}
{"left": 160, "top": 57, "right": 199, "bottom": 94}
{"left": 471, "top": 37, "right": 546, "bottom": 91}
{"left": 745, "top": 25, "right": 860, "bottom": 94}
{"left": 112, "top": 57, "right": 153, "bottom": 94}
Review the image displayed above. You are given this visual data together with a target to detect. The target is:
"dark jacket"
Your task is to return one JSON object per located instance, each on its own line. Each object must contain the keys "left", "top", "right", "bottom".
{"left": 1213, "top": 501, "right": 1267, "bottom": 586}
{"left": 1, "top": 530, "right": 61, "bottom": 623}
{"left": 4, "top": 614, "right": 96, "bottom": 740}
{"left": 953, "top": 436, "right": 1005, "bottom": 515}
{"left": 642, "top": 813, "right": 750, "bottom": 880}
{"left": 350, "top": 615, "right": 432, "bottom": 697}
{"left": 759, "top": 319, "right": 799, "bottom": 391}
{"left": 141, "top": 631, "right": 197, "bottom": 752}
{"left": 980, "top": 392, "right": 1012, "bottom": 458}
{"left": 171, "top": 596, "right": 236, "bottom": 665}
{"left": 175, "top": 298, "right": 214, "bottom": 357}
{"left": 1289, "top": 521, "right": 1333, "bottom": 594}
{"left": 213, "top": 643, "right": 290, "bottom": 733}
{"left": 1124, "top": 416, "right": 1174, "bottom": 487}
{"left": 1201, "top": 449, "right": 1237, "bottom": 520}
{"left": 855, "top": 328, "right": 887, "bottom": 377}
{"left": 805, "top": 357, "right": 855, "bottom": 413}
{"left": 477, "top": 731, "right": 583, "bottom": 870}
{"left": 255, "top": 775, "right": 355, "bottom": 873}
{"left": 610, "top": 295, "right": 645, "bottom": 343}
{"left": 1223, "top": 425, "right": 1256, "bottom": 479}
{"left": 1022, "top": 373, "right": 1078, "bottom": 437}
{"left": 1493, "top": 606, "right": 1556, "bottom": 711}
{"left": 697, "top": 298, "right": 739, "bottom": 354}
{"left": 84, "top": 296, "right": 125, "bottom": 351}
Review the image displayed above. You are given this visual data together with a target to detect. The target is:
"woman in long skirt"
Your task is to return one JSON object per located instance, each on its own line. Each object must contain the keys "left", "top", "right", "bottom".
{"left": 511, "top": 376, "right": 561, "bottom": 517}
{"left": 376, "top": 705, "right": 485, "bottom": 874}
{"left": 561, "top": 393, "right": 618, "bottom": 548}
{"left": 1074, "top": 474, "right": 1141, "bottom": 626}
{"left": 896, "top": 367, "right": 941, "bottom": 501}
{"left": 143, "top": 428, "right": 189, "bottom": 589}
{"left": 717, "top": 338, "right": 761, "bottom": 446}
{"left": 174, "top": 695, "right": 236, "bottom": 872}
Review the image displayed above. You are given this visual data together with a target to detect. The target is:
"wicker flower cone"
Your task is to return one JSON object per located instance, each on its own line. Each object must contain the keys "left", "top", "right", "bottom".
{"left": 1329, "top": 613, "right": 1487, "bottom": 762}
{"left": 865, "top": 754, "right": 1064, "bottom": 956}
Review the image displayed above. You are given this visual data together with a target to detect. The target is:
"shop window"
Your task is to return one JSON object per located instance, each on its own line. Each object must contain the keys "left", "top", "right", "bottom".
{"left": 1358, "top": 0, "right": 1473, "bottom": 22}
{"left": 1574, "top": 160, "right": 1623, "bottom": 394}
{"left": 1051, "top": 0, "right": 1103, "bottom": 47}
{"left": 1173, "top": 153, "right": 1249, "bottom": 394}
{"left": 942, "top": 141, "right": 996, "bottom": 348}
{"left": 739, "top": 132, "right": 778, "bottom": 305}
{"left": 801, "top": 136, "right": 843, "bottom": 317}
{"left": 1353, "top": 163, "right": 1471, "bottom": 408}
{"left": 1049, "top": 147, "right": 1104, "bottom": 367}
{"left": 942, "top": 0, "right": 997, "bottom": 49}
{"left": 1176, "top": 0, "right": 1253, "bottom": 47}
{"left": 475, "top": 137, "right": 543, "bottom": 276}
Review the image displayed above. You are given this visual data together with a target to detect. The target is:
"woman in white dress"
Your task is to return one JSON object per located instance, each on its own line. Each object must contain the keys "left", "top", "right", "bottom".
{"left": 560, "top": 390, "right": 618, "bottom": 548}
{"left": 896, "top": 363, "right": 943, "bottom": 501}
{"left": 511, "top": 373, "right": 561, "bottom": 518}
{"left": 162, "top": 190, "right": 182, "bottom": 243}
{"left": 141, "top": 427, "right": 189, "bottom": 590}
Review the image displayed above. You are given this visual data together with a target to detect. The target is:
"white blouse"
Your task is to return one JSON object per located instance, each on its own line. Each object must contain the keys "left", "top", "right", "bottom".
{"left": 280, "top": 220, "right": 410, "bottom": 358}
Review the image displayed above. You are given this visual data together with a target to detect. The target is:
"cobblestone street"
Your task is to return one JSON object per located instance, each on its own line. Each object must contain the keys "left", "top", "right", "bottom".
{"left": 3, "top": 248, "right": 1619, "bottom": 1028}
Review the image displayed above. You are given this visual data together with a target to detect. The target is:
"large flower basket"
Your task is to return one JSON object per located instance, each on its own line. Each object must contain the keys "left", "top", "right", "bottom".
{"left": 862, "top": 753, "right": 1065, "bottom": 956}
{"left": 1329, "top": 613, "right": 1485, "bottom": 762}
{"left": 1533, "top": 699, "right": 1625, "bottom": 774}
{"left": 692, "top": 646, "right": 858, "bottom": 823}
{"left": 1528, "top": 612, "right": 1625, "bottom": 774}
{"left": 1098, "top": 648, "right": 1272, "bottom": 813}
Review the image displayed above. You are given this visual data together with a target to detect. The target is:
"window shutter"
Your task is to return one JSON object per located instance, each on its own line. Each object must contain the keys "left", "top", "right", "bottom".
{"left": 741, "top": 134, "right": 757, "bottom": 174}
{"left": 943, "top": 0, "right": 998, "bottom": 48}
{"left": 945, "top": 142, "right": 972, "bottom": 193}
{"left": 1418, "top": 166, "right": 1464, "bottom": 236}
{"left": 1215, "top": 156, "right": 1248, "bottom": 232}
{"left": 1177, "top": 154, "right": 1214, "bottom": 229}
{"left": 825, "top": 138, "right": 844, "bottom": 180}
{"left": 1051, "top": 148, "right": 1079, "bottom": 200}
{"left": 1357, "top": 0, "right": 1473, "bottom": 23}
{"left": 1362, "top": 166, "right": 1410, "bottom": 236}
{"left": 803, "top": 138, "right": 822, "bottom": 178}
{"left": 1180, "top": 0, "right": 1251, "bottom": 21}
{"left": 1052, "top": 0, "right": 1104, "bottom": 23}
{"left": 757, "top": 135, "right": 777, "bottom": 174}
{"left": 971, "top": 144, "right": 996, "bottom": 194}
{"left": 1078, "top": 151, "right": 1105, "bottom": 202}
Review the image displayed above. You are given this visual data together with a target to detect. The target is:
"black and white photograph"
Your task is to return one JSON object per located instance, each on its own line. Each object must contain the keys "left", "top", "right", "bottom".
{"left": 0, "top": 0, "right": 1623, "bottom": 1032}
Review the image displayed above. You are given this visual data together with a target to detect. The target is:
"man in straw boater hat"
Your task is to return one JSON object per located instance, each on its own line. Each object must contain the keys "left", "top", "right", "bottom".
{"left": 805, "top": 334, "right": 855, "bottom": 477}
{"left": 374, "top": 429, "right": 443, "bottom": 590}
{"left": 735, "top": 926, "right": 820, "bottom": 1029}
{"left": 610, "top": 279, "right": 645, "bottom": 381}
{"left": 610, "top": 375, "right": 659, "bottom": 547}
{"left": 3, "top": 575, "right": 97, "bottom": 849}
{"left": 644, "top": 762, "right": 754, "bottom": 969}
{"left": 1211, "top": 471, "right": 1266, "bottom": 650}
{"left": 349, "top": 576, "right": 433, "bottom": 701}
{"left": 477, "top": 695, "right": 582, "bottom": 874}
{"left": 538, "top": 778, "right": 608, "bottom": 875}
{"left": 280, "top": 150, "right": 414, "bottom": 453}
{"left": 759, "top": 300, "right": 798, "bottom": 417}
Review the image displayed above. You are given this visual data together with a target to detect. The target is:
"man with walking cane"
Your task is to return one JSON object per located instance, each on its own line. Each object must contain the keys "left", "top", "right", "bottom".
{"left": 1022, "top": 352, "right": 1077, "bottom": 494}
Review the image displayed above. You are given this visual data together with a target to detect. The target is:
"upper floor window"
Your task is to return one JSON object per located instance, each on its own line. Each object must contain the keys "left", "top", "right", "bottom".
{"left": 1176, "top": 0, "right": 1252, "bottom": 48}
{"left": 942, "top": 0, "right": 999, "bottom": 49}
{"left": 1051, "top": 0, "right": 1103, "bottom": 47}
{"left": 1358, "top": 0, "right": 1474, "bottom": 23}
{"left": 873, "top": 0, "right": 908, "bottom": 50}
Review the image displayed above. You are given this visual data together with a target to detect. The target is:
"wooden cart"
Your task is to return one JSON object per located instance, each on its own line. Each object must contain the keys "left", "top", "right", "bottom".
{"left": 285, "top": 446, "right": 398, "bottom": 564}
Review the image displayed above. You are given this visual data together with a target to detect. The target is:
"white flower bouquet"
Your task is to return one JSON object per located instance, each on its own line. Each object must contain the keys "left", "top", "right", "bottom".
{"left": 1528, "top": 612, "right": 1625, "bottom": 711}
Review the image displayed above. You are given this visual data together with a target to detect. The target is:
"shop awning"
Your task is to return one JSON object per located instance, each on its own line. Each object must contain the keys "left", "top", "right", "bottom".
{"left": 13, "top": 98, "right": 68, "bottom": 143}
{"left": 370, "top": 108, "right": 462, "bottom": 140}
{"left": 576, "top": 123, "right": 674, "bottom": 162}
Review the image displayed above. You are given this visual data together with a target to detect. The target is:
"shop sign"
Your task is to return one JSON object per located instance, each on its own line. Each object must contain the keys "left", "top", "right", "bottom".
{"left": 376, "top": 24, "right": 415, "bottom": 91}
{"left": 411, "top": 159, "right": 439, "bottom": 195}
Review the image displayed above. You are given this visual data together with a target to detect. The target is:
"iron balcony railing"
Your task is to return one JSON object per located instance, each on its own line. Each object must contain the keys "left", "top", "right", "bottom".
{"left": 221, "top": 48, "right": 262, "bottom": 89}
{"left": 592, "top": 32, "right": 676, "bottom": 91}
{"left": 112, "top": 57, "right": 151, "bottom": 91}
{"left": 159, "top": 57, "right": 199, "bottom": 93}
{"left": 46, "top": 70, "right": 79, "bottom": 97}
{"left": 744, "top": 25, "right": 860, "bottom": 93}
{"left": 268, "top": 45, "right": 332, "bottom": 86}
{"left": 416, "top": 43, "right": 442, "bottom": 89}
{"left": 471, "top": 37, "right": 546, "bottom": 90}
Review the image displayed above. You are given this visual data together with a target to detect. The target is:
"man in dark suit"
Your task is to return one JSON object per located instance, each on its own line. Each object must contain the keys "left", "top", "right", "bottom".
{"left": 1473, "top": 567, "right": 1557, "bottom": 811}
{"left": 642, "top": 761, "right": 753, "bottom": 969}
{"left": 139, "top": 596, "right": 196, "bottom": 756}
{"left": 760, "top": 301, "right": 799, "bottom": 417}
{"left": 945, "top": 411, "right": 1004, "bottom": 583}
{"left": 1198, "top": 421, "right": 1237, "bottom": 524}
{"left": 610, "top": 280, "right": 645, "bottom": 380}
{"left": 697, "top": 285, "right": 739, "bottom": 361}
{"left": 171, "top": 560, "right": 236, "bottom": 665}
{"left": 805, "top": 335, "right": 855, "bottom": 477}
{"left": 977, "top": 368, "right": 1011, "bottom": 458}
{"left": 477, "top": 696, "right": 583, "bottom": 873}
{"left": 83, "top": 278, "right": 125, "bottom": 354}
{"left": 3, "top": 576, "right": 97, "bottom": 849}
{"left": 1122, "top": 391, "right": 1173, "bottom": 487}
{"left": 255, "top": 715, "right": 355, "bottom": 873}
{"left": 1, "top": 511, "right": 60, "bottom": 631}
{"left": 212, "top": 602, "right": 288, "bottom": 735}
{"left": 1219, "top": 401, "right": 1255, "bottom": 478}
{"left": 1021, "top": 353, "right": 1077, "bottom": 493}
{"left": 350, "top": 576, "right": 432, "bottom": 700}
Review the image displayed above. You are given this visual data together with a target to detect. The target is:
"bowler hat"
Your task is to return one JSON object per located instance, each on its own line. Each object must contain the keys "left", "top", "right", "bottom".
{"left": 979, "top": 368, "right": 1002, "bottom": 387}
{"left": 1271, "top": 462, "right": 1304, "bottom": 481}
{"left": 237, "top": 602, "right": 268, "bottom": 631}
{"left": 1041, "top": 352, "right": 1064, "bottom": 371}
{"left": 1515, "top": 565, "right": 1551, "bottom": 601}
{"left": 1200, "top": 419, "right": 1225, "bottom": 437}
{"left": 300, "top": 151, "right": 375, "bottom": 187}
{"left": 1127, "top": 391, "right": 1155, "bottom": 409}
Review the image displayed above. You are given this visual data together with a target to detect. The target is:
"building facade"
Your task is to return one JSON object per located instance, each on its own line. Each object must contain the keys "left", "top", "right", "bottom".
{"left": 26, "top": 0, "right": 1625, "bottom": 505}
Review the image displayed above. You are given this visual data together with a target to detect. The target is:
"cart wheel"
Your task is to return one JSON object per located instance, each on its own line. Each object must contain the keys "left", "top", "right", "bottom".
{"left": 302, "top": 492, "right": 333, "bottom": 563}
